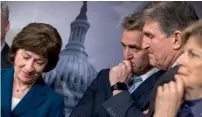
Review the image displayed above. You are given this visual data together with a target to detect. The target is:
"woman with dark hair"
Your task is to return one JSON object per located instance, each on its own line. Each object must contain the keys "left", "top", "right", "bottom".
{"left": 1, "top": 23, "right": 64, "bottom": 117}
{"left": 154, "top": 20, "right": 202, "bottom": 117}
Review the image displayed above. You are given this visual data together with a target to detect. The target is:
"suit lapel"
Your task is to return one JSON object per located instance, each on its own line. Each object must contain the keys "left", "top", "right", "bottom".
{"left": 1, "top": 43, "right": 9, "bottom": 58}
{"left": 106, "top": 69, "right": 112, "bottom": 98}
{"left": 131, "top": 70, "right": 165, "bottom": 100}
{"left": 12, "top": 77, "right": 48, "bottom": 116}
{"left": 1, "top": 43, "right": 12, "bottom": 68}
{"left": 1, "top": 67, "right": 14, "bottom": 117}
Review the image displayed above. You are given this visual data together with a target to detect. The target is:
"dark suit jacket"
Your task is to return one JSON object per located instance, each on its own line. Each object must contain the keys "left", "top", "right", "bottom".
{"left": 69, "top": 69, "right": 165, "bottom": 117}
{"left": 101, "top": 66, "right": 178, "bottom": 117}
{"left": 1, "top": 67, "right": 64, "bottom": 117}
{"left": 146, "top": 66, "right": 179, "bottom": 117}
{"left": 1, "top": 43, "right": 12, "bottom": 68}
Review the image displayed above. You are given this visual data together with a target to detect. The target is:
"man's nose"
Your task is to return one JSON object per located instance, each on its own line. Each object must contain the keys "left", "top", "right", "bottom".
{"left": 142, "top": 36, "right": 150, "bottom": 49}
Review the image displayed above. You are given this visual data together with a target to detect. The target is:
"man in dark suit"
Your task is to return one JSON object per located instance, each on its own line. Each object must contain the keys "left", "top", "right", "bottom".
{"left": 1, "top": 2, "right": 12, "bottom": 68}
{"left": 70, "top": 12, "right": 165, "bottom": 117}
{"left": 102, "top": 2, "right": 199, "bottom": 117}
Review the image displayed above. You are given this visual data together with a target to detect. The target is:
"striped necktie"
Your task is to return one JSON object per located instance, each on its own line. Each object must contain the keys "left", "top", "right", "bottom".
{"left": 128, "top": 76, "right": 143, "bottom": 93}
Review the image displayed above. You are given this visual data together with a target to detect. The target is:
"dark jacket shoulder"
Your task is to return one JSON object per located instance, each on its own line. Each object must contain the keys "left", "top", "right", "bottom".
{"left": 147, "top": 66, "right": 179, "bottom": 117}
{"left": 1, "top": 43, "right": 12, "bottom": 68}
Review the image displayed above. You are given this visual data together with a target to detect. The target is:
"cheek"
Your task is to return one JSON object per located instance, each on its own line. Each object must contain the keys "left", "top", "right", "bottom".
{"left": 140, "top": 53, "right": 149, "bottom": 63}
{"left": 134, "top": 53, "right": 148, "bottom": 65}
{"left": 14, "top": 55, "right": 25, "bottom": 67}
{"left": 34, "top": 64, "right": 46, "bottom": 73}
{"left": 150, "top": 40, "right": 159, "bottom": 53}
{"left": 186, "top": 74, "right": 202, "bottom": 87}
{"left": 186, "top": 64, "right": 202, "bottom": 86}
{"left": 123, "top": 50, "right": 127, "bottom": 58}
{"left": 151, "top": 41, "right": 167, "bottom": 58}
{"left": 191, "top": 65, "right": 202, "bottom": 79}
{"left": 14, "top": 65, "right": 20, "bottom": 75}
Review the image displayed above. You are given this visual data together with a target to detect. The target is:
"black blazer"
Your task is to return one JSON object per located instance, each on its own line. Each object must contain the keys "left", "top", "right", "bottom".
{"left": 1, "top": 43, "right": 12, "bottom": 68}
{"left": 146, "top": 66, "right": 179, "bottom": 117}
{"left": 69, "top": 69, "right": 165, "bottom": 117}
{"left": 100, "top": 66, "right": 178, "bottom": 117}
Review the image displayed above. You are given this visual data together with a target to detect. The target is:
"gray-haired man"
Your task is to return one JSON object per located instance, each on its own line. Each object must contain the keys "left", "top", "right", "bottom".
{"left": 102, "top": 2, "right": 199, "bottom": 117}
{"left": 1, "top": 2, "right": 12, "bottom": 68}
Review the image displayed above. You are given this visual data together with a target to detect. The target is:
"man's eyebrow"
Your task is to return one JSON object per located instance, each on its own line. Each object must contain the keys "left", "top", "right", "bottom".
{"left": 121, "top": 42, "right": 141, "bottom": 50}
{"left": 121, "top": 42, "right": 126, "bottom": 46}
{"left": 144, "top": 31, "right": 154, "bottom": 37}
{"left": 128, "top": 44, "right": 141, "bottom": 50}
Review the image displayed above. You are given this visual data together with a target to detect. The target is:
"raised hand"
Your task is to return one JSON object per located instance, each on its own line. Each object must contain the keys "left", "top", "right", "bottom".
{"left": 154, "top": 76, "right": 185, "bottom": 117}
{"left": 109, "top": 60, "right": 133, "bottom": 86}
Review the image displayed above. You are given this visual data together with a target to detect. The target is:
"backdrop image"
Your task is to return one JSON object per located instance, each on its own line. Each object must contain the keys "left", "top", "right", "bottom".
{"left": 4, "top": 1, "right": 202, "bottom": 116}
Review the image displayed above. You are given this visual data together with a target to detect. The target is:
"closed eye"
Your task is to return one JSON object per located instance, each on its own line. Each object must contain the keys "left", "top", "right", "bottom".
{"left": 144, "top": 32, "right": 154, "bottom": 39}
{"left": 22, "top": 54, "right": 31, "bottom": 60}
{"left": 36, "top": 61, "right": 45, "bottom": 65}
{"left": 128, "top": 45, "right": 141, "bottom": 50}
{"left": 188, "top": 49, "right": 200, "bottom": 58}
{"left": 23, "top": 56, "right": 30, "bottom": 60}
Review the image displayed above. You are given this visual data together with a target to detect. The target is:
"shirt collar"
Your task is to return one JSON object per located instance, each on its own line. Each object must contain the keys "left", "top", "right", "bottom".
{"left": 171, "top": 57, "right": 180, "bottom": 68}
{"left": 172, "top": 62, "right": 177, "bottom": 68}
{"left": 1, "top": 42, "right": 6, "bottom": 52}
{"left": 132, "top": 67, "right": 160, "bottom": 82}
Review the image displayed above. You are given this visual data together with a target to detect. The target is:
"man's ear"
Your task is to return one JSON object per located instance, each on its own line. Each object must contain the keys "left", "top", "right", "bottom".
{"left": 5, "top": 20, "right": 10, "bottom": 33}
{"left": 172, "top": 30, "right": 182, "bottom": 50}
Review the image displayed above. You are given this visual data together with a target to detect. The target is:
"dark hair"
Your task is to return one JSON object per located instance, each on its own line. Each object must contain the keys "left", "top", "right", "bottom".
{"left": 122, "top": 11, "right": 144, "bottom": 31}
{"left": 9, "top": 23, "right": 62, "bottom": 72}
{"left": 181, "top": 20, "right": 202, "bottom": 47}
{"left": 142, "top": 1, "right": 199, "bottom": 36}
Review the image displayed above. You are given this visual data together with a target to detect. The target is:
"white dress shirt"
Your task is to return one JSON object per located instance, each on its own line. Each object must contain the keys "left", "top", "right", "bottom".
{"left": 11, "top": 97, "right": 21, "bottom": 110}
{"left": 128, "top": 68, "right": 159, "bottom": 94}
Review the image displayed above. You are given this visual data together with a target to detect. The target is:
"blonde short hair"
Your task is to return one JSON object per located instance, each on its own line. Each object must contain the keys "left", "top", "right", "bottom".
{"left": 181, "top": 20, "right": 202, "bottom": 47}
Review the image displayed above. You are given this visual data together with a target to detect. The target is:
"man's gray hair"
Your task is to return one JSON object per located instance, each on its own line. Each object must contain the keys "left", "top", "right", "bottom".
{"left": 142, "top": 1, "right": 199, "bottom": 37}
{"left": 1, "top": 2, "right": 9, "bottom": 21}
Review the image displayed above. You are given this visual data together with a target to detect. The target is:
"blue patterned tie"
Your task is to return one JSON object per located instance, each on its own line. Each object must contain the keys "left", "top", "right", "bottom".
{"left": 128, "top": 76, "right": 142, "bottom": 86}
{"left": 128, "top": 76, "right": 142, "bottom": 93}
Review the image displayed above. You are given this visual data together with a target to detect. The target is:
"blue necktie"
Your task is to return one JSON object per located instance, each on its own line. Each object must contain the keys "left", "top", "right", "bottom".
{"left": 128, "top": 76, "right": 143, "bottom": 93}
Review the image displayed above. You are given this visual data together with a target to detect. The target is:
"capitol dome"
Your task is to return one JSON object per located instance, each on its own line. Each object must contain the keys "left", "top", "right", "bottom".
{"left": 43, "top": 1, "right": 97, "bottom": 116}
